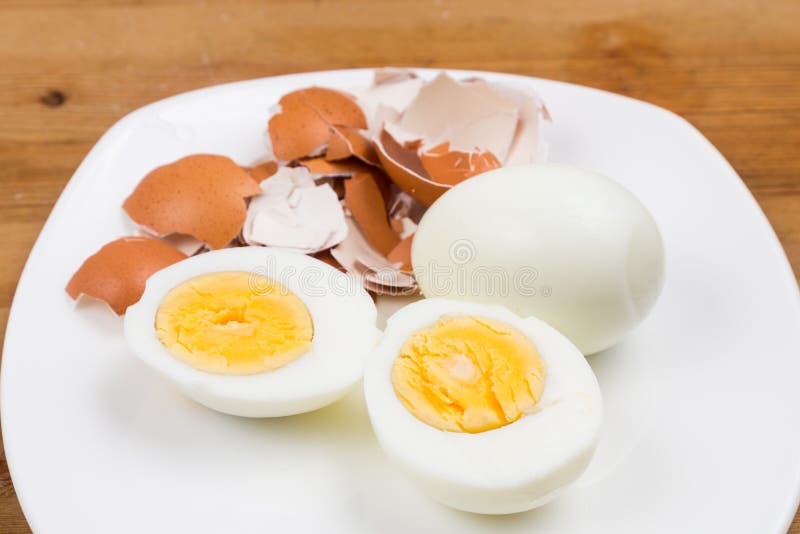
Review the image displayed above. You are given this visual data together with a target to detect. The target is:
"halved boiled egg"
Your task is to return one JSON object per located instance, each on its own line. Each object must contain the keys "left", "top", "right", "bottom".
{"left": 363, "top": 298, "right": 602, "bottom": 514}
{"left": 125, "top": 247, "right": 379, "bottom": 417}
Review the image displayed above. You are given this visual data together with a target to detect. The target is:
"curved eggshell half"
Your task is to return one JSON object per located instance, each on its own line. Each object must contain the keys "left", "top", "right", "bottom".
{"left": 123, "top": 154, "right": 262, "bottom": 250}
{"left": 374, "top": 129, "right": 448, "bottom": 207}
{"left": 66, "top": 237, "right": 187, "bottom": 315}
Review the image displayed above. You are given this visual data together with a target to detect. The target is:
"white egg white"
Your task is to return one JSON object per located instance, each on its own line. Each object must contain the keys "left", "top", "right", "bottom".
{"left": 412, "top": 163, "right": 665, "bottom": 355}
{"left": 125, "top": 246, "right": 379, "bottom": 417}
{"left": 363, "top": 298, "right": 603, "bottom": 515}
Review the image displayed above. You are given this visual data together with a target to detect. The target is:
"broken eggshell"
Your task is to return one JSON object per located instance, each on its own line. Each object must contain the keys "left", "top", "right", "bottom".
{"left": 398, "top": 72, "right": 518, "bottom": 161}
{"left": 419, "top": 141, "right": 502, "bottom": 186}
{"left": 123, "top": 154, "right": 261, "bottom": 250}
{"left": 488, "top": 81, "right": 551, "bottom": 165}
{"left": 331, "top": 218, "right": 417, "bottom": 296}
{"left": 374, "top": 129, "right": 448, "bottom": 206}
{"left": 243, "top": 166, "right": 347, "bottom": 253}
{"left": 66, "top": 237, "right": 187, "bottom": 315}
{"left": 326, "top": 125, "right": 380, "bottom": 166}
{"left": 267, "top": 87, "right": 367, "bottom": 162}
{"left": 354, "top": 68, "right": 425, "bottom": 135}
{"left": 373, "top": 72, "right": 548, "bottom": 206}
{"left": 302, "top": 155, "right": 417, "bottom": 294}
{"left": 343, "top": 170, "right": 399, "bottom": 256}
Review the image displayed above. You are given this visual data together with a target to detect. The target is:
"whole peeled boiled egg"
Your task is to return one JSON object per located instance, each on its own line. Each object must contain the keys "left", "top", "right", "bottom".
{"left": 125, "top": 246, "right": 379, "bottom": 417}
{"left": 364, "top": 298, "right": 603, "bottom": 514}
{"left": 412, "top": 163, "right": 665, "bottom": 354}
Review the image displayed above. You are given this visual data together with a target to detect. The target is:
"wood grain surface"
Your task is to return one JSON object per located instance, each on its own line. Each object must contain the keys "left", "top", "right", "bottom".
{"left": 1, "top": 1, "right": 798, "bottom": 532}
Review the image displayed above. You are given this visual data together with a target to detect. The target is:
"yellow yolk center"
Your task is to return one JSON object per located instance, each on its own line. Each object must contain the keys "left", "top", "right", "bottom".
{"left": 155, "top": 271, "right": 313, "bottom": 375}
{"left": 391, "top": 315, "right": 546, "bottom": 433}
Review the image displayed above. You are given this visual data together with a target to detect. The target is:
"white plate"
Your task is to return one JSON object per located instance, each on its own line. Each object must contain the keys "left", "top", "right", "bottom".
{"left": 3, "top": 69, "right": 800, "bottom": 534}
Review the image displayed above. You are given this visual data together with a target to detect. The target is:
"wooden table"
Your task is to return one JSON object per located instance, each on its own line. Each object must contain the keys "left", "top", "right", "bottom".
{"left": 1, "top": 1, "right": 798, "bottom": 531}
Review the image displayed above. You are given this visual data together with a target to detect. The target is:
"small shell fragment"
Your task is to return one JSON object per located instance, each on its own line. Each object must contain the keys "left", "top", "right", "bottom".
{"left": 66, "top": 237, "right": 187, "bottom": 315}
{"left": 243, "top": 166, "right": 347, "bottom": 253}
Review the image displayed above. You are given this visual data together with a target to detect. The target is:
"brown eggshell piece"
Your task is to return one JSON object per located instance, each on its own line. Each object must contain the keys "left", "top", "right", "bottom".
{"left": 268, "top": 88, "right": 367, "bottom": 161}
{"left": 292, "top": 87, "right": 367, "bottom": 129}
{"left": 301, "top": 157, "right": 391, "bottom": 205}
{"left": 344, "top": 171, "right": 400, "bottom": 256}
{"left": 375, "top": 129, "right": 448, "bottom": 206}
{"left": 302, "top": 157, "right": 363, "bottom": 177}
{"left": 420, "top": 142, "right": 502, "bottom": 186}
{"left": 325, "top": 131, "right": 352, "bottom": 162}
{"left": 248, "top": 161, "right": 279, "bottom": 183}
{"left": 123, "top": 154, "right": 262, "bottom": 250}
{"left": 387, "top": 234, "right": 414, "bottom": 272}
{"left": 326, "top": 126, "right": 380, "bottom": 165}
{"left": 268, "top": 100, "right": 330, "bottom": 161}
{"left": 66, "top": 237, "right": 187, "bottom": 315}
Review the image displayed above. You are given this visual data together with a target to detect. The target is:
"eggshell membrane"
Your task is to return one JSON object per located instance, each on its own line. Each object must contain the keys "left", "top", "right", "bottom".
{"left": 124, "top": 247, "right": 380, "bottom": 417}
{"left": 489, "top": 81, "right": 550, "bottom": 165}
{"left": 398, "top": 73, "right": 518, "bottom": 162}
{"left": 268, "top": 87, "right": 367, "bottom": 161}
{"left": 375, "top": 129, "right": 447, "bottom": 206}
{"left": 355, "top": 70, "right": 424, "bottom": 135}
{"left": 66, "top": 237, "right": 187, "bottom": 315}
{"left": 363, "top": 298, "right": 603, "bottom": 514}
{"left": 243, "top": 166, "right": 347, "bottom": 253}
{"left": 419, "top": 142, "right": 501, "bottom": 186}
{"left": 123, "top": 154, "right": 261, "bottom": 250}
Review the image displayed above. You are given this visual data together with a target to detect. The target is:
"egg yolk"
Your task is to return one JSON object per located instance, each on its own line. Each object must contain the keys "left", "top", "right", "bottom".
{"left": 391, "top": 316, "right": 546, "bottom": 433}
{"left": 155, "top": 271, "right": 313, "bottom": 375}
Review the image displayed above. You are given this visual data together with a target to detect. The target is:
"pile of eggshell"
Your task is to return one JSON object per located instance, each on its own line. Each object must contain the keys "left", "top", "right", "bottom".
{"left": 67, "top": 69, "right": 549, "bottom": 314}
